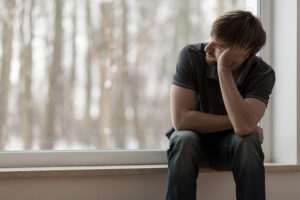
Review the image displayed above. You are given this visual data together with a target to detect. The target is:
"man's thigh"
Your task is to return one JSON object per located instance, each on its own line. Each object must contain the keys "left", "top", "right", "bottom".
{"left": 168, "top": 130, "right": 237, "bottom": 170}
{"left": 168, "top": 130, "right": 211, "bottom": 168}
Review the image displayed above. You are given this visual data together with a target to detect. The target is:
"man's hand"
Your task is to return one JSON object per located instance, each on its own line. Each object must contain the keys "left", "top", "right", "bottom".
{"left": 217, "top": 45, "right": 250, "bottom": 73}
{"left": 253, "top": 125, "right": 264, "bottom": 144}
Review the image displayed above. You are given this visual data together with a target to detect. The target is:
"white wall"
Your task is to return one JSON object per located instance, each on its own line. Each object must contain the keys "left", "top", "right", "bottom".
{"left": 0, "top": 171, "right": 299, "bottom": 200}
{"left": 298, "top": 0, "right": 300, "bottom": 165}
{"left": 270, "top": 0, "right": 300, "bottom": 163}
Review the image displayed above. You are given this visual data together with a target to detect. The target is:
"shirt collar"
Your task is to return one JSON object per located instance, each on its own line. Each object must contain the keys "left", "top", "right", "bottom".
{"left": 206, "top": 55, "right": 256, "bottom": 87}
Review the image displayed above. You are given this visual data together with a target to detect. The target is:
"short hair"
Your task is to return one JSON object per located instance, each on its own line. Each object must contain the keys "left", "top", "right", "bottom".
{"left": 211, "top": 10, "right": 266, "bottom": 55}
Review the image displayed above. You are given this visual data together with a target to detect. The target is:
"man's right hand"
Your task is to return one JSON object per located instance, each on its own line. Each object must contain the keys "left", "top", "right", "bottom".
{"left": 253, "top": 125, "right": 264, "bottom": 144}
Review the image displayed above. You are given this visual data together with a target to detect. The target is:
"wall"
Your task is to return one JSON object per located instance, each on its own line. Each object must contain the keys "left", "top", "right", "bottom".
{"left": 271, "top": 0, "right": 300, "bottom": 163}
{"left": 0, "top": 171, "right": 299, "bottom": 200}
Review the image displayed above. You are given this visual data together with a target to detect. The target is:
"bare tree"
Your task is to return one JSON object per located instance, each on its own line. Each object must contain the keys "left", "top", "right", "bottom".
{"left": 111, "top": 0, "right": 128, "bottom": 148}
{"left": 0, "top": 0, "right": 15, "bottom": 149}
{"left": 129, "top": 1, "right": 158, "bottom": 148}
{"left": 69, "top": 1, "right": 77, "bottom": 119}
{"left": 19, "top": 0, "right": 35, "bottom": 149}
{"left": 183, "top": 0, "right": 191, "bottom": 44}
{"left": 85, "top": 0, "right": 92, "bottom": 134}
{"left": 97, "top": 2, "right": 115, "bottom": 149}
{"left": 42, "top": 0, "right": 64, "bottom": 149}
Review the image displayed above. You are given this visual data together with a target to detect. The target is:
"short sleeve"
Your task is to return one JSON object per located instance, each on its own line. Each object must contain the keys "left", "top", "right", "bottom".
{"left": 244, "top": 67, "right": 276, "bottom": 107}
{"left": 172, "top": 46, "right": 197, "bottom": 91}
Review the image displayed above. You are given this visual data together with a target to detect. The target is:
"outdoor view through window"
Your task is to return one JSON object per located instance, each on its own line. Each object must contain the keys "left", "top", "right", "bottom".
{"left": 0, "top": 0, "right": 257, "bottom": 150}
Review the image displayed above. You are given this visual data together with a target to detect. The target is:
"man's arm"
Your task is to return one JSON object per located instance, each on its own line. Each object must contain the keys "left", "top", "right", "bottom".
{"left": 170, "top": 84, "right": 233, "bottom": 133}
{"left": 217, "top": 46, "right": 266, "bottom": 136}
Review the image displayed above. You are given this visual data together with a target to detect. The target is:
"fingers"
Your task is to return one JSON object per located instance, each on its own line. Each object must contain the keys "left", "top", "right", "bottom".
{"left": 254, "top": 125, "right": 264, "bottom": 144}
{"left": 255, "top": 132, "right": 263, "bottom": 144}
{"left": 258, "top": 127, "right": 264, "bottom": 144}
{"left": 218, "top": 44, "right": 251, "bottom": 70}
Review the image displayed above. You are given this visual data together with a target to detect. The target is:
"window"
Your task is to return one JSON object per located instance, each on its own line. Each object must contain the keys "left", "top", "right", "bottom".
{"left": 0, "top": 0, "right": 261, "bottom": 167}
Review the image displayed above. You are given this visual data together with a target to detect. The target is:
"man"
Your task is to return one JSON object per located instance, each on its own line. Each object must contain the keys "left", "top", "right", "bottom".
{"left": 165, "top": 10, "right": 275, "bottom": 200}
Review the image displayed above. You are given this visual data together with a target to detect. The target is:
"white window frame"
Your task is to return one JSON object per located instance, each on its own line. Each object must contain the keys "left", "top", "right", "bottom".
{"left": 1, "top": 0, "right": 289, "bottom": 168}
{"left": 264, "top": 0, "right": 300, "bottom": 164}
{"left": 260, "top": 0, "right": 300, "bottom": 164}
{"left": 258, "top": 0, "right": 273, "bottom": 162}
{"left": 0, "top": 150, "right": 168, "bottom": 168}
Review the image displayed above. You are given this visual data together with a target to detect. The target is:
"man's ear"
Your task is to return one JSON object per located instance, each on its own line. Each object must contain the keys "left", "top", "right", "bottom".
{"left": 243, "top": 47, "right": 252, "bottom": 59}
{"left": 247, "top": 50, "right": 255, "bottom": 59}
{"left": 243, "top": 43, "right": 252, "bottom": 58}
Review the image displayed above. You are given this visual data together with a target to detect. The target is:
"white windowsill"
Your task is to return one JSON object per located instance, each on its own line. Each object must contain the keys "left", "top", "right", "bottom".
{"left": 0, "top": 163, "right": 299, "bottom": 179}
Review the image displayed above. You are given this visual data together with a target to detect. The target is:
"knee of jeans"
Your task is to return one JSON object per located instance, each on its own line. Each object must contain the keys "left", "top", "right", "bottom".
{"left": 232, "top": 131, "right": 260, "bottom": 147}
{"left": 170, "top": 130, "right": 199, "bottom": 144}
{"left": 231, "top": 132, "right": 264, "bottom": 159}
{"left": 167, "top": 130, "right": 203, "bottom": 164}
{"left": 168, "top": 130, "right": 200, "bottom": 152}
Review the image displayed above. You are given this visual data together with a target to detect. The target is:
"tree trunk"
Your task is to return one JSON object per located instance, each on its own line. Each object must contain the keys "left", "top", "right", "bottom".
{"left": 183, "top": 0, "right": 191, "bottom": 44}
{"left": 19, "top": 0, "right": 34, "bottom": 150}
{"left": 0, "top": 0, "right": 15, "bottom": 150}
{"left": 42, "top": 0, "right": 63, "bottom": 149}
{"left": 69, "top": 1, "right": 77, "bottom": 118}
{"left": 111, "top": 0, "right": 128, "bottom": 149}
{"left": 85, "top": 0, "right": 92, "bottom": 132}
{"left": 98, "top": 2, "right": 114, "bottom": 149}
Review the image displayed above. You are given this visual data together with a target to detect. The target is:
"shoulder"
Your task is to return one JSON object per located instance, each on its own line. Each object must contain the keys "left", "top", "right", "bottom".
{"left": 179, "top": 43, "right": 207, "bottom": 65}
{"left": 248, "top": 56, "right": 276, "bottom": 86}
{"left": 182, "top": 42, "right": 207, "bottom": 54}
{"left": 255, "top": 57, "right": 275, "bottom": 80}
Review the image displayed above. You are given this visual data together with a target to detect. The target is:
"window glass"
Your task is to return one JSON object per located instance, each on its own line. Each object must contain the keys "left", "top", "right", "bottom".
{"left": 0, "top": 0, "right": 257, "bottom": 150}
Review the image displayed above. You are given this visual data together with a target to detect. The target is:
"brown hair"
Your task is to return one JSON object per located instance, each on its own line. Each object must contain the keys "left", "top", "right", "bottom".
{"left": 211, "top": 10, "right": 266, "bottom": 55}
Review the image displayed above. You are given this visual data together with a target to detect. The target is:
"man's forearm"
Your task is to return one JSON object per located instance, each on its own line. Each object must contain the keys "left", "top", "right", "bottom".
{"left": 177, "top": 110, "right": 233, "bottom": 134}
{"left": 218, "top": 68, "right": 256, "bottom": 134}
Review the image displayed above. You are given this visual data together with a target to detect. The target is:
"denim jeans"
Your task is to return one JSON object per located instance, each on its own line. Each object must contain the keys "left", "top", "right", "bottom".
{"left": 166, "top": 130, "right": 265, "bottom": 200}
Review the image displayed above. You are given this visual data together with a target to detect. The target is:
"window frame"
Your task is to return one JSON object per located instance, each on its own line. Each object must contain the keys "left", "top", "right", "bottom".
{"left": 0, "top": 150, "right": 167, "bottom": 168}
{"left": 258, "top": 0, "right": 272, "bottom": 162}
{"left": 0, "top": 0, "right": 279, "bottom": 168}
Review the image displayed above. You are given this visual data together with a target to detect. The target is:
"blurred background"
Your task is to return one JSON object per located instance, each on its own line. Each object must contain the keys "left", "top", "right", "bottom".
{"left": 0, "top": 0, "right": 256, "bottom": 150}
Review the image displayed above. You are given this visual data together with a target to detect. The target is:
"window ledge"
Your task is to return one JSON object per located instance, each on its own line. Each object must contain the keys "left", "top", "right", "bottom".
{"left": 0, "top": 163, "right": 299, "bottom": 179}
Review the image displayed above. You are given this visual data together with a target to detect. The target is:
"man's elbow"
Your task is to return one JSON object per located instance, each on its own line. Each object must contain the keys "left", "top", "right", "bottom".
{"left": 172, "top": 113, "right": 187, "bottom": 131}
{"left": 173, "top": 118, "right": 184, "bottom": 131}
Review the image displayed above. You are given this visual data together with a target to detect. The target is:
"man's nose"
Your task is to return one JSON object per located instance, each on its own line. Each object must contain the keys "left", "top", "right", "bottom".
{"left": 205, "top": 43, "right": 213, "bottom": 53}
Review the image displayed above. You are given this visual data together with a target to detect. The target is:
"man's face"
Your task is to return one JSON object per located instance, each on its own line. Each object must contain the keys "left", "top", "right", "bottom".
{"left": 204, "top": 36, "right": 229, "bottom": 66}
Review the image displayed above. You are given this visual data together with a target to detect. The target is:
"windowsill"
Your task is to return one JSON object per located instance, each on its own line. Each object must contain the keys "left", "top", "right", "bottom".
{"left": 0, "top": 163, "right": 299, "bottom": 179}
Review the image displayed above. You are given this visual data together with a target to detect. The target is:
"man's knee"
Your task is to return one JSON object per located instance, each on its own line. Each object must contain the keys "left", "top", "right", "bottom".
{"left": 231, "top": 131, "right": 264, "bottom": 162}
{"left": 167, "top": 130, "right": 204, "bottom": 169}
{"left": 232, "top": 131, "right": 260, "bottom": 147}
{"left": 170, "top": 130, "right": 199, "bottom": 146}
{"left": 168, "top": 130, "right": 201, "bottom": 157}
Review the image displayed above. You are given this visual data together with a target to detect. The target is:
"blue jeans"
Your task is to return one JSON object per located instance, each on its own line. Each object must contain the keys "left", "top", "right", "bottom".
{"left": 166, "top": 130, "right": 265, "bottom": 200}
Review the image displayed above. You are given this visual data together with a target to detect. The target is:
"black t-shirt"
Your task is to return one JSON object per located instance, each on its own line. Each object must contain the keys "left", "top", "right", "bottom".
{"left": 166, "top": 42, "right": 276, "bottom": 139}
